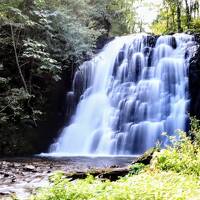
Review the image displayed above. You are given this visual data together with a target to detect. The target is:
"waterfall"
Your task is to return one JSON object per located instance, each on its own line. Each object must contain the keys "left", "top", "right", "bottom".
{"left": 49, "top": 33, "right": 196, "bottom": 156}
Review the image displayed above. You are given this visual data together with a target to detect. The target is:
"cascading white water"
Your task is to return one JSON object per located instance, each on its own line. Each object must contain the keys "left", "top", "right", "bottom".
{"left": 49, "top": 33, "right": 196, "bottom": 156}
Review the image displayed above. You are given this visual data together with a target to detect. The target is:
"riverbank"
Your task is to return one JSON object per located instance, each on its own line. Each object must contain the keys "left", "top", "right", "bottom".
{"left": 0, "top": 156, "right": 135, "bottom": 199}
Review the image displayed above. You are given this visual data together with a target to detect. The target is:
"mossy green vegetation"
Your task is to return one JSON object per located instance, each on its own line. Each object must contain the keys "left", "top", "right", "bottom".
{"left": 32, "top": 171, "right": 200, "bottom": 200}
{"left": 152, "top": 132, "right": 200, "bottom": 176}
{"left": 32, "top": 127, "right": 200, "bottom": 200}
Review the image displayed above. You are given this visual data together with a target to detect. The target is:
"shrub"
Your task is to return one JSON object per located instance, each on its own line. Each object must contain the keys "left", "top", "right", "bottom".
{"left": 32, "top": 171, "right": 200, "bottom": 200}
{"left": 129, "top": 163, "right": 145, "bottom": 175}
{"left": 190, "top": 117, "right": 200, "bottom": 145}
{"left": 151, "top": 131, "right": 200, "bottom": 176}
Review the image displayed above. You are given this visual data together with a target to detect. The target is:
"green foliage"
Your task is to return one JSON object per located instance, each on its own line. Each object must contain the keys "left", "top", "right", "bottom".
{"left": 0, "top": 77, "right": 8, "bottom": 87}
{"left": 151, "top": 131, "right": 200, "bottom": 176}
{"left": 108, "top": 0, "right": 137, "bottom": 35}
{"left": 190, "top": 117, "right": 200, "bottom": 145}
{"left": 151, "top": 0, "right": 200, "bottom": 34}
{"left": 0, "top": 88, "right": 31, "bottom": 124}
{"left": 56, "top": 8, "right": 104, "bottom": 64}
{"left": 22, "top": 39, "right": 61, "bottom": 81}
{"left": 190, "top": 18, "right": 200, "bottom": 33}
{"left": 32, "top": 170, "right": 200, "bottom": 200}
{"left": 129, "top": 163, "right": 145, "bottom": 175}
{"left": 0, "top": 0, "right": 23, "bottom": 19}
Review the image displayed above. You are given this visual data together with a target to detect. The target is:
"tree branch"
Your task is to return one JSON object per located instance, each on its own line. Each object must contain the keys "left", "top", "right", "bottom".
{"left": 10, "top": 24, "right": 29, "bottom": 94}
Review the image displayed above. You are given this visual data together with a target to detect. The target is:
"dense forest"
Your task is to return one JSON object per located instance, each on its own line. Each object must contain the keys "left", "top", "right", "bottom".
{"left": 0, "top": 0, "right": 200, "bottom": 199}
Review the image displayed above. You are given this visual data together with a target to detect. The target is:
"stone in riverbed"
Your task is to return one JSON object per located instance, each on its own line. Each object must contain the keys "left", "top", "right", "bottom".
{"left": 23, "top": 165, "right": 36, "bottom": 172}
{"left": 0, "top": 188, "right": 14, "bottom": 196}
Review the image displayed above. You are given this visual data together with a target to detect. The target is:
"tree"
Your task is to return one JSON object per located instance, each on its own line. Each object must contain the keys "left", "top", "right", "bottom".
{"left": 151, "top": 0, "right": 200, "bottom": 34}
{"left": 108, "top": 0, "right": 138, "bottom": 35}
{"left": 176, "top": 0, "right": 182, "bottom": 32}
{"left": 185, "top": 0, "right": 191, "bottom": 29}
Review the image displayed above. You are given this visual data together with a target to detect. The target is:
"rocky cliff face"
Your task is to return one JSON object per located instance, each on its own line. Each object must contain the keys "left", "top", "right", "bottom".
{"left": 189, "top": 34, "right": 200, "bottom": 118}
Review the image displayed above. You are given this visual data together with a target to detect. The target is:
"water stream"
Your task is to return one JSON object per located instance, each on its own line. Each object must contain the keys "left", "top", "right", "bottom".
{"left": 48, "top": 34, "right": 195, "bottom": 156}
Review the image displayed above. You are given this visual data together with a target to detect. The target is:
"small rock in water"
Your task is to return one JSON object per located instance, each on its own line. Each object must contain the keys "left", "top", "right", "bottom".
{"left": 0, "top": 188, "right": 14, "bottom": 196}
{"left": 3, "top": 173, "right": 10, "bottom": 178}
{"left": 23, "top": 165, "right": 36, "bottom": 172}
{"left": 110, "top": 165, "right": 119, "bottom": 168}
{"left": 14, "top": 163, "right": 21, "bottom": 168}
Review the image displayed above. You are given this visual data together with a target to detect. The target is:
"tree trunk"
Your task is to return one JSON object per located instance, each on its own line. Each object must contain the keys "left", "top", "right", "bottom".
{"left": 185, "top": 0, "right": 191, "bottom": 29}
{"left": 62, "top": 167, "right": 130, "bottom": 181}
{"left": 166, "top": 7, "right": 169, "bottom": 30}
{"left": 10, "top": 25, "right": 29, "bottom": 94}
{"left": 176, "top": 0, "right": 182, "bottom": 33}
{"left": 195, "top": 1, "right": 200, "bottom": 18}
{"left": 172, "top": 10, "right": 175, "bottom": 32}
{"left": 19, "top": 0, "right": 36, "bottom": 14}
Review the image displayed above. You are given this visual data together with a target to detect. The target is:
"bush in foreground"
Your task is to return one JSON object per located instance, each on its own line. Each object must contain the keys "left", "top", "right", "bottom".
{"left": 31, "top": 171, "right": 200, "bottom": 200}
{"left": 151, "top": 131, "right": 200, "bottom": 176}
